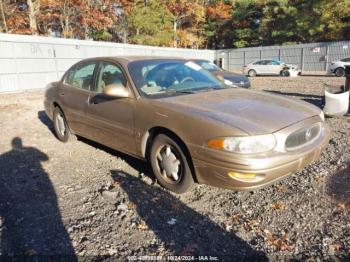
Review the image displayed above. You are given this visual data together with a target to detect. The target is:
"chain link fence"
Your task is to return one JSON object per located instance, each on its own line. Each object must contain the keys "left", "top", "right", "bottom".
{"left": 216, "top": 41, "right": 350, "bottom": 74}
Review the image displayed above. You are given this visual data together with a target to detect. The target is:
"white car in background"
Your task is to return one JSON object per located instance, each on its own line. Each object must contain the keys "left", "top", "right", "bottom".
{"left": 328, "top": 58, "right": 350, "bottom": 77}
{"left": 243, "top": 59, "right": 301, "bottom": 77}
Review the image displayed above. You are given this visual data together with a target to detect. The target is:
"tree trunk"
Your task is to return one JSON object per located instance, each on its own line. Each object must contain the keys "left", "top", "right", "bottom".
{"left": 27, "top": 0, "right": 39, "bottom": 34}
{"left": 0, "top": 0, "right": 8, "bottom": 32}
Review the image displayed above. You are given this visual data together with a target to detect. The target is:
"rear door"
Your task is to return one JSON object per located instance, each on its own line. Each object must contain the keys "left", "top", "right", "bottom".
{"left": 59, "top": 62, "right": 98, "bottom": 135}
{"left": 252, "top": 60, "right": 267, "bottom": 74}
{"left": 86, "top": 61, "right": 136, "bottom": 155}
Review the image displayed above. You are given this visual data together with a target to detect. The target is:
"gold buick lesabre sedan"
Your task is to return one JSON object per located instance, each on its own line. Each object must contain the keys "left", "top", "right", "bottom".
{"left": 44, "top": 57, "right": 330, "bottom": 193}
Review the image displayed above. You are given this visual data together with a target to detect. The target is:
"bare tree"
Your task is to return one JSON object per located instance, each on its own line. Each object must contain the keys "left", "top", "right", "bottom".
{"left": 27, "top": 0, "right": 40, "bottom": 34}
{"left": 0, "top": 0, "right": 8, "bottom": 32}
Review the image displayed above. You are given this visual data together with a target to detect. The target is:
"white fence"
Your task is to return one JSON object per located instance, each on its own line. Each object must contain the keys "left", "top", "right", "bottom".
{"left": 0, "top": 33, "right": 215, "bottom": 93}
{"left": 216, "top": 40, "right": 350, "bottom": 73}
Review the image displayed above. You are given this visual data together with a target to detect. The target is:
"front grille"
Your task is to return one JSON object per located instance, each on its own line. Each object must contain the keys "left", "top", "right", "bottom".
{"left": 285, "top": 123, "right": 322, "bottom": 150}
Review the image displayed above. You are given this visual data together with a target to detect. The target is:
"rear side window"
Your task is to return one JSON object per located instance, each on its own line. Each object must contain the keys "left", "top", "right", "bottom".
{"left": 254, "top": 60, "right": 267, "bottom": 65}
{"left": 341, "top": 58, "right": 350, "bottom": 62}
{"left": 95, "top": 62, "right": 127, "bottom": 93}
{"left": 64, "top": 63, "right": 96, "bottom": 90}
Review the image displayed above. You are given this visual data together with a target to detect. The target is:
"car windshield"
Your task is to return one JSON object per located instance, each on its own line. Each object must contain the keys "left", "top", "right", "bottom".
{"left": 194, "top": 60, "right": 221, "bottom": 72}
{"left": 128, "top": 60, "right": 225, "bottom": 98}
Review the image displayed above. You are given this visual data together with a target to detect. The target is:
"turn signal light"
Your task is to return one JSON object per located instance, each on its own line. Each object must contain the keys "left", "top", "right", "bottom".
{"left": 207, "top": 138, "right": 225, "bottom": 150}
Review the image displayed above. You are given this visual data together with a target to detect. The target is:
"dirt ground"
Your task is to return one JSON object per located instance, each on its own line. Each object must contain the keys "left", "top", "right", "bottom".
{"left": 0, "top": 76, "right": 349, "bottom": 261}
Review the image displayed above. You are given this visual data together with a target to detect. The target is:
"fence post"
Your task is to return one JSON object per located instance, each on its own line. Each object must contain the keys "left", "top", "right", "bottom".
{"left": 227, "top": 51, "right": 230, "bottom": 71}
{"left": 301, "top": 48, "right": 304, "bottom": 73}
{"left": 243, "top": 51, "right": 246, "bottom": 66}
{"left": 278, "top": 49, "right": 281, "bottom": 61}
{"left": 52, "top": 45, "right": 59, "bottom": 80}
{"left": 325, "top": 46, "right": 329, "bottom": 72}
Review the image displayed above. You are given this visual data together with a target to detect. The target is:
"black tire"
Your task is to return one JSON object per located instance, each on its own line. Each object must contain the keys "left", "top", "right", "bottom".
{"left": 150, "top": 134, "right": 194, "bottom": 193}
{"left": 281, "top": 69, "right": 290, "bottom": 77}
{"left": 335, "top": 67, "right": 345, "bottom": 77}
{"left": 53, "top": 107, "right": 71, "bottom": 142}
{"left": 248, "top": 69, "right": 257, "bottom": 77}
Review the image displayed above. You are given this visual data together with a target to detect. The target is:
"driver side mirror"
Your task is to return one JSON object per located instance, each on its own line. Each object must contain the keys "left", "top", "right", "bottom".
{"left": 103, "top": 83, "right": 129, "bottom": 98}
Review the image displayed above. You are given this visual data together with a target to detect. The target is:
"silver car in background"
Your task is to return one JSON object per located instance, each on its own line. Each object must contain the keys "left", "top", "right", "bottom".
{"left": 328, "top": 58, "right": 350, "bottom": 77}
{"left": 243, "top": 59, "right": 301, "bottom": 77}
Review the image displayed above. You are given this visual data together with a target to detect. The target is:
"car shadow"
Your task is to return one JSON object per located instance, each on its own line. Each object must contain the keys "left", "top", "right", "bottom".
{"left": 81, "top": 137, "right": 153, "bottom": 179}
{"left": 111, "top": 170, "right": 267, "bottom": 260}
{"left": 263, "top": 90, "right": 324, "bottom": 108}
{"left": 0, "top": 137, "right": 76, "bottom": 258}
{"left": 326, "top": 164, "right": 350, "bottom": 207}
{"left": 38, "top": 110, "right": 55, "bottom": 135}
{"left": 37, "top": 110, "right": 153, "bottom": 180}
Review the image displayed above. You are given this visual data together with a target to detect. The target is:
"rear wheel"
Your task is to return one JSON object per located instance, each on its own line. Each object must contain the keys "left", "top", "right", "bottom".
{"left": 53, "top": 107, "right": 71, "bottom": 142}
{"left": 248, "top": 69, "right": 257, "bottom": 77}
{"left": 150, "top": 134, "right": 194, "bottom": 193}
{"left": 335, "top": 67, "right": 345, "bottom": 77}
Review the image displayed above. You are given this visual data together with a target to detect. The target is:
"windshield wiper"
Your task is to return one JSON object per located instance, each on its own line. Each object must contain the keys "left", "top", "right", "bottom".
{"left": 164, "top": 89, "right": 195, "bottom": 94}
{"left": 200, "top": 86, "right": 226, "bottom": 92}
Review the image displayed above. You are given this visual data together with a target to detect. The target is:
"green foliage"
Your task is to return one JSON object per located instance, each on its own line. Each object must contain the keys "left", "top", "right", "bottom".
{"left": 127, "top": 0, "right": 174, "bottom": 46}
{"left": 89, "top": 29, "right": 113, "bottom": 41}
{"left": 231, "top": 0, "right": 263, "bottom": 48}
{"left": 0, "top": 0, "right": 349, "bottom": 48}
{"left": 230, "top": 0, "right": 350, "bottom": 48}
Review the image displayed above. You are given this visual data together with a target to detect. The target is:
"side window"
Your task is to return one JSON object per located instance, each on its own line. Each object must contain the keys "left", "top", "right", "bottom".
{"left": 95, "top": 62, "right": 127, "bottom": 93}
{"left": 64, "top": 63, "right": 96, "bottom": 90}
{"left": 254, "top": 60, "right": 266, "bottom": 65}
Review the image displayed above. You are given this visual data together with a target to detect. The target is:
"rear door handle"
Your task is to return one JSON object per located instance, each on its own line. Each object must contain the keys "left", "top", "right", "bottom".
{"left": 59, "top": 92, "right": 65, "bottom": 96}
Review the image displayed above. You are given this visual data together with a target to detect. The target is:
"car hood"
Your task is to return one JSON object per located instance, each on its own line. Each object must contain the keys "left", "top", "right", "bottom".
{"left": 159, "top": 88, "right": 320, "bottom": 135}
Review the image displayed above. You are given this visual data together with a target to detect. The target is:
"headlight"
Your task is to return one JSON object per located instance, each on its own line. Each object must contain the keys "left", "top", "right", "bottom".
{"left": 207, "top": 134, "right": 276, "bottom": 154}
{"left": 319, "top": 110, "right": 325, "bottom": 122}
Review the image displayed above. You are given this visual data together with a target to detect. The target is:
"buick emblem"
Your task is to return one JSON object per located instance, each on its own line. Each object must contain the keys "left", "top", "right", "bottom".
{"left": 305, "top": 128, "right": 312, "bottom": 141}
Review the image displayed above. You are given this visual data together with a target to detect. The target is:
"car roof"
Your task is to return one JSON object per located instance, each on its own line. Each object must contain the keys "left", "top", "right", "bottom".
{"left": 191, "top": 59, "right": 211, "bottom": 63}
{"left": 77, "top": 56, "right": 187, "bottom": 65}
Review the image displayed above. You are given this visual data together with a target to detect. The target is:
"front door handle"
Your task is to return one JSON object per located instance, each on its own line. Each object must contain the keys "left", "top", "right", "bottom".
{"left": 59, "top": 92, "right": 65, "bottom": 97}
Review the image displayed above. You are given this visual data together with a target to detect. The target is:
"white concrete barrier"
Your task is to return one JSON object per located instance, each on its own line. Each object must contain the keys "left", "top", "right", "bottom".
{"left": 0, "top": 33, "right": 215, "bottom": 93}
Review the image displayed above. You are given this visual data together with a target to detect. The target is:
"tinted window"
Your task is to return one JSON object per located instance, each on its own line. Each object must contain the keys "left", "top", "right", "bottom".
{"left": 341, "top": 58, "right": 350, "bottom": 62}
{"left": 65, "top": 63, "right": 96, "bottom": 90}
{"left": 95, "top": 62, "right": 127, "bottom": 93}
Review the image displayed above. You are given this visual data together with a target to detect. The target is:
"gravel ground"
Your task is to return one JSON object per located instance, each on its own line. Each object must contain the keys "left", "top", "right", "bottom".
{"left": 0, "top": 76, "right": 349, "bottom": 261}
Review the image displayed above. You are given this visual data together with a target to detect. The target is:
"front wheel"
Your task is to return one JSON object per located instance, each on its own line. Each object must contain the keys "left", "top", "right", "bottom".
{"left": 281, "top": 69, "right": 290, "bottom": 77}
{"left": 335, "top": 67, "right": 345, "bottom": 77}
{"left": 150, "top": 134, "right": 194, "bottom": 193}
{"left": 53, "top": 107, "right": 71, "bottom": 142}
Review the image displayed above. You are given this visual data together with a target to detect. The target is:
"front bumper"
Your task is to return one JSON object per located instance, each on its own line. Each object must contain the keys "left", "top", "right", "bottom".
{"left": 189, "top": 117, "right": 331, "bottom": 191}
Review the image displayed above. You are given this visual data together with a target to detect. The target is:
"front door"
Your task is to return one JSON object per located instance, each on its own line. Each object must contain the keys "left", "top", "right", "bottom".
{"left": 86, "top": 61, "right": 136, "bottom": 155}
{"left": 59, "top": 62, "right": 97, "bottom": 135}
{"left": 266, "top": 60, "right": 282, "bottom": 75}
